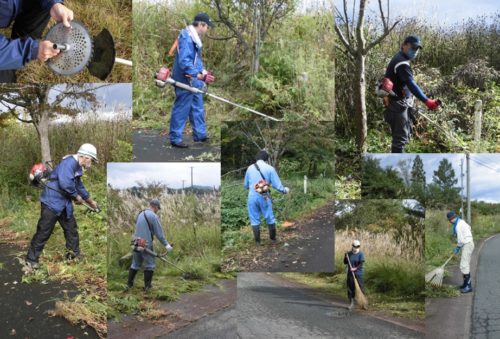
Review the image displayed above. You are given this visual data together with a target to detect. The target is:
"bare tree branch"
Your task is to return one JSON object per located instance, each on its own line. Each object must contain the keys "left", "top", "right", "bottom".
{"left": 365, "top": 20, "right": 400, "bottom": 52}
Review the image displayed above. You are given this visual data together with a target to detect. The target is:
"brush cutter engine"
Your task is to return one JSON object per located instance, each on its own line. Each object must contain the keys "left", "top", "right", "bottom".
{"left": 29, "top": 163, "right": 51, "bottom": 186}
{"left": 254, "top": 180, "right": 270, "bottom": 195}
{"left": 375, "top": 77, "right": 395, "bottom": 97}
{"left": 131, "top": 237, "right": 148, "bottom": 252}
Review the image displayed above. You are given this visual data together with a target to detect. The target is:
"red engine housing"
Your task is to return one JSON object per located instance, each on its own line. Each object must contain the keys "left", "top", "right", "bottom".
{"left": 156, "top": 67, "right": 171, "bottom": 81}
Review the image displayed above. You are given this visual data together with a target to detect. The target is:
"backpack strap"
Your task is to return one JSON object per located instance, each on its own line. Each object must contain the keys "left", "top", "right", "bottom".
{"left": 254, "top": 163, "right": 267, "bottom": 182}
{"left": 139, "top": 210, "right": 155, "bottom": 241}
{"left": 168, "top": 38, "right": 179, "bottom": 57}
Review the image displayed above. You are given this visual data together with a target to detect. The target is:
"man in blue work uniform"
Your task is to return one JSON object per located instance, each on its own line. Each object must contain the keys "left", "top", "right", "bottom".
{"left": 25, "top": 144, "right": 99, "bottom": 269}
{"left": 384, "top": 35, "right": 440, "bottom": 153}
{"left": 344, "top": 240, "right": 365, "bottom": 310}
{"left": 0, "top": 0, "right": 74, "bottom": 83}
{"left": 244, "top": 150, "right": 289, "bottom": 245}
{"left": 127, "top": 199, "right": 173, "bottom": 291}
{"left": 169, "top": 12, "right": 215, "bottom": 148}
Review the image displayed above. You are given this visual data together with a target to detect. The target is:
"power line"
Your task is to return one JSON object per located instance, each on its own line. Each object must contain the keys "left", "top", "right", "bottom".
{"left": 469, "top": 156, "right": 500, "bottom": 174}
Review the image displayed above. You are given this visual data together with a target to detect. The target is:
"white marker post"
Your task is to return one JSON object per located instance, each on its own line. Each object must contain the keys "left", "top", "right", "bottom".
{"left": 304, "top": 175, "right": 308, "bottom": 194}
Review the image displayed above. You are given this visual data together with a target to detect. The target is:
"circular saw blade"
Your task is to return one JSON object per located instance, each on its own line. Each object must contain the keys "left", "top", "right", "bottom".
{"left": 45, "top": 21, "right": 93, "bottom": 76}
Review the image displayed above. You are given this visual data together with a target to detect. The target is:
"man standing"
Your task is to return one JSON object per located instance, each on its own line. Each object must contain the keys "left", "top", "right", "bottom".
{"left": 344, "top": 240, "right": 365, "bottom": 310}
{"left": 26, "top": 144, "right": 99, "bottom": 269}
{"left": 127, "top": 199, "right": 173, "bottom": 291}
{"left": 244, "top": 150, "right": 289, "bottom": 245}
{"left": 169, "top": 12, "right": 215, "bottom": 148}
{"left": 383, "top": 35, "right": 440, "bottom": 153}
{"left": 447, "top": 211, "right": 474, "bottom": 293}
{"left": 0, "top": 0, "right": 75, "bottom": 83}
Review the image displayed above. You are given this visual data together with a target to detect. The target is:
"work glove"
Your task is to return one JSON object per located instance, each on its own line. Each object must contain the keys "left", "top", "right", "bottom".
{"left": 425, "top": 98, "right": 440, "bottom": 110}
{"left": 166, "top": 244, "right": 173, "bottom": 252}
{"left": 453, "top": 246, "right": 462, "bottom": 255}
{"left": 85, "top": 198, "right": 98, "bottom": 210}
{"left": 74, "top": 195, "right": 84, "bottom": 205}
{"left": 283, "top": 187, "right": 290, "bottom": 194}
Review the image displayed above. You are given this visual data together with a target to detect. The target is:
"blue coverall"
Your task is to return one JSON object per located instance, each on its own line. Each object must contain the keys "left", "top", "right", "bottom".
{"left": 27, "top": 155, "right": 90, "bottom": 263}
{"left": 131, "top": 209, "right": 169, "bottom": 271}
{"left": 0, "top": 0, "right": 61, "bottom": 70}
{"left": 169, "top": 27, "right": 208, "bottom": 144}
{"left": 244, "top": 160, "right": 286, "bottom": 226}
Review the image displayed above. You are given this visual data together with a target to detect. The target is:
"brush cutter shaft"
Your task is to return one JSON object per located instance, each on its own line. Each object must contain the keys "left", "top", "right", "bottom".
{"left": 158, "top": 77, "right": 283, "bottom": 121}
{"left": 115, "top": 57, "right": 132, "bottom": 66}
{"left": 143, "top": 247, "right": 187, "bottom": 273}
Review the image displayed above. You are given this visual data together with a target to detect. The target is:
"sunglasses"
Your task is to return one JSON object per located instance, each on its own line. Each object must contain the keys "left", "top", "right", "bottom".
{"left": 352, "top": 245, "right": 360, "bottom": 248}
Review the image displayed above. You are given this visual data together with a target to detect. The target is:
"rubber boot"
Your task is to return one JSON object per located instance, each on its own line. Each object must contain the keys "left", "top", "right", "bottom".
{"left": 126, "top": 268, "right": 138, "bottom": 290}
{"left": 348, "top": 298, "right": 354, "bottom": 311}
{"left": 268, "top": 224, "right": 277, "bottom": 244}
{"left": 144, "top": 270, "right": 154, "bottom": 291}
{"left": 460, "top": 274, "right": 472, "bottom": 293}
{"left": 252, "top": 226, "right": 261, "bottom": 246}
{"left": 459, "top": 274, "right": 467, "bottom": 289}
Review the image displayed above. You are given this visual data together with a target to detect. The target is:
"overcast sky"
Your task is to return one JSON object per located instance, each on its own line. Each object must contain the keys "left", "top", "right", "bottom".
{"left": 107, "top": 163, "right": 221, "bottom": 189}
{"left": 367, "top": 153, "right": 500, "bottom": 203}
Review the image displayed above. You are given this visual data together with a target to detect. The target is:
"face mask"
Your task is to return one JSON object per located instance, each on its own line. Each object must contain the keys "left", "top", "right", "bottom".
{"left": 407, "top": 48, "right": 419, "bottom": 60}
{"left": 352, "top": 248, "right": 360, "bottom": 254}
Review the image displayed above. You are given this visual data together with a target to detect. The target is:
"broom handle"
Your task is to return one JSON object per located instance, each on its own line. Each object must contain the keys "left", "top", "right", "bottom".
{"left": 345, "top": 253, "right": 358, "bottom": 282}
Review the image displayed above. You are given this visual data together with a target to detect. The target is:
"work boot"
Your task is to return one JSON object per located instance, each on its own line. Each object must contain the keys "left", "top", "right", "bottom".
{"left": 268, "top": 224, "right": 277, "bottom": 244}
{"left": 460, "top": 274, "right": 472, "bottom": 293}
{"left": 348, "top": 298, "right": 354, "bottom": 311}
{"left": 25, "top": 260, "right": 39, "bottom": 270}
{"left": 144, "top": 270, "right": 154, "bottom": 291}
{"left": 126, "top": 268, "right": 138, "bottom": 290}
{"left": 171, "top": 142, "right": 189, "bottom": 148}
{"left": 252, "top": 226, "right": 261, "bottom": 246}
{"left": 459, "top": 274, "right": 467, "bottom": 289}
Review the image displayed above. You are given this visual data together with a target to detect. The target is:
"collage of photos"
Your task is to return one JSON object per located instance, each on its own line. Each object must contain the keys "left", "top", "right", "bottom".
{"left": 0, "top": 0, "right": 499, "bottom": 338}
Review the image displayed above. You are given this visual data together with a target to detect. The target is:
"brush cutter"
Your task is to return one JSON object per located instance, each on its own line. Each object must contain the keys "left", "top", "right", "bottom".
{"left": 154, "top": 67, "right": 283, "bottom": 121}
{"left": 45, "top": 21, "right": 132, "bottom": 80}
{"left": 345, "top": 253, "right": 368, "bottom": 310}
{"left": 425, "top": 254, "right": 454, "bottom": 287}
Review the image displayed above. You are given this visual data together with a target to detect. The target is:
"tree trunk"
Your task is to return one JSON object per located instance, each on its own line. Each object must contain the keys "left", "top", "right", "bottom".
{"left": 35, "top": 110, "right": 52, "bottom": 164}
{"left": 354, "top": 54, "right": 367, "bottom": 153}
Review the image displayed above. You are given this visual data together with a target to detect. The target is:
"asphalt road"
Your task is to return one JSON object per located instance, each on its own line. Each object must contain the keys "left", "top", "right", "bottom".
{"left": 162, "top": 306, "right": 236, "bottom": 338}
{"left": 0, "top": 244, "right": 98, "bottom": 338}
{"left": 471, "top": 234, "right": 500, "bottom": 339}
{"left": 237, "top": 272, "right": 423, "bottom": 339}
{"left": 133, "top": 128, "right": 220, "bottom": 162}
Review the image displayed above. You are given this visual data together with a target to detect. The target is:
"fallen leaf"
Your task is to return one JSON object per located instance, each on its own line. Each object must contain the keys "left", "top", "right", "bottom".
{"left": 9, "top": 329, "right": 16, "bottom": 336}
{"left": 12, "top": 281, "right": 18, "bottom": 285}
{"left": 25, "top": 300, "right": 32, "bottom": 306}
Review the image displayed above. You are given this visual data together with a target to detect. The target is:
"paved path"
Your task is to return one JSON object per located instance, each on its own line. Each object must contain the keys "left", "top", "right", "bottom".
{"left": 133, "top": 128, "right": 220, "bottom": 162}
{"left": 471, "top": 234, "right": 500, "bottom": 339}
{"left": 238, "top": 272, "right": 424, "bottom": 339}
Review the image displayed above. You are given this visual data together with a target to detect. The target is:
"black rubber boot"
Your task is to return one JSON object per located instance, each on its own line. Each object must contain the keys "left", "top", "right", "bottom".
{"left": 144, "top": 270, "right": 154, "bottom": 291}
{"left": 460, "top": 274, "right": 472, "bottom": 293}
{"left": 126, "top": 268, "right": 138, "bottom": 289}
{"left": 459, "top": 274, "right": 467, "bottom": 289}
{"left": 252, "top": 226, "right": 261, "bottom": 245}
{"left": 268, "top": 224, "right": 277, "bottom": 244}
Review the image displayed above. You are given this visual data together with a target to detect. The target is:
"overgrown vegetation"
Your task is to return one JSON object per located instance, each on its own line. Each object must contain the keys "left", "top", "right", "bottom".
{"left": 220, "top": 121, "right": 335, "bottom": 262}
{"left": 335, "top": 14, "right": 500, "bottom": 152}
{"left": 0, "top": 0, "right": 132, "bottom": 83}
{"left": 107, "top": 183, "right": 233, "bottom": 319}
{"left": 133, "top": 0, "right": 335, "bottom": 131}
{"left": 0, "top": 117, "right": 131, "bottom": 338}
{"left": 332, "top": 200, "right": 425, "bottom": 320}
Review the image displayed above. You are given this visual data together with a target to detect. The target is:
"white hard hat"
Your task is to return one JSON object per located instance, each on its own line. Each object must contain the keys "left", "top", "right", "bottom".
{"left": 352, "top": 240, "right": 361, "bottom": 247}
{"left": 77, "top": 143, "right": 98, "bottom": 162}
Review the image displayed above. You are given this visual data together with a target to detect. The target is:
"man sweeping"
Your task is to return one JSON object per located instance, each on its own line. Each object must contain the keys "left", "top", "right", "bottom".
{"left": 383, "top": 35, "right": 440, "bottom": 153}
{"left": 127, "top": 199, "right": 173, "bottom": 291}
{"left": 244, "top": 150, "right": 289, "bottom": 245}
{"left": 0, "top": 0, "right": 75, "bottom": 83}
{"left": 344, "top": 240, "right": 365, "bottom": 310}
{"left": 169, "top": 12, "right": 215, "bottom": 148}
{"left": 25, "top": 144, "right": 99, "bottom": 269}
{"left": 447, "top": 211, "right": 474, "bottom": 293}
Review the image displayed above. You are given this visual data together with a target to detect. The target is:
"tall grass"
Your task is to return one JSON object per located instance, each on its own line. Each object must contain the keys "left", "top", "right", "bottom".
{"left": 107, "top": 186, "right": 227, "bottom": 318}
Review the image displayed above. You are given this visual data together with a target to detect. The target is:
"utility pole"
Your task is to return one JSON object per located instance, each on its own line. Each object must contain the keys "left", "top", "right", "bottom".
{"left": 460, "top": 158, "right": 464, "bottom": 219}
{"left": 190, "top": 166, "right": 194, "bottom": 188}
{"left": 466, "top": 153, "right": 471, "bottom": 224}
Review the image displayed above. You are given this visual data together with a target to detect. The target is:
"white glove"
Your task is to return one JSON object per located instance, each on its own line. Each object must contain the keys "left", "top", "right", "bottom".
{"left": 283, "top": 187, "right": 290, "bottom": 194}
{"left": 166, "top": 244, "right": 173, "bottom": 252}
